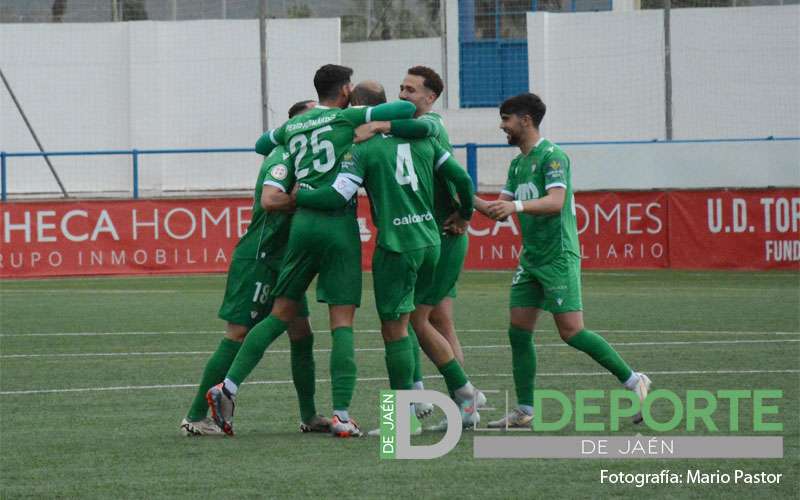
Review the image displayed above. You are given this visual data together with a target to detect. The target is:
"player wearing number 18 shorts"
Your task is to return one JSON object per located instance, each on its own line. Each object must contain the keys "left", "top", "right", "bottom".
{"left": 180, "top": 100, "right": 329, "bottom": 436}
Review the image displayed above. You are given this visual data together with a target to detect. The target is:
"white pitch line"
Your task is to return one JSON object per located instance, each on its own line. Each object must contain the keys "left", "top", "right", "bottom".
{"left": 2, "top": 339, "right": 798, "bottom": 360}
{"left": 1, "top": 329, "right": 798, "bottom": 337}
{"left": 2, "top": 369, "right": 798, "bottom": 396}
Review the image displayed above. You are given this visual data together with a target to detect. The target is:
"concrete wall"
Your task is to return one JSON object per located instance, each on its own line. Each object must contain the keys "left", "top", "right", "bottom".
{"left": 1, "top": 7, "right": 798, "bottom": 197}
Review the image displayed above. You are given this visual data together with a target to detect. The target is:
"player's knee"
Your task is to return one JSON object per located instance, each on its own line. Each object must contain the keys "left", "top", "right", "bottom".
{"left": 272, "top": 298, "right": 298, "bottom": 322}
{"left": 287, "top": 318, "right": 312, "bottom": 342}
{"left": 224, "top": 323, "right": 249, "bottom": 342}
{"left": 329, "top": 305, "right": 356, "bottom": 330}
{"left": 558, "top": 326, "right": 581, "bottom": 343}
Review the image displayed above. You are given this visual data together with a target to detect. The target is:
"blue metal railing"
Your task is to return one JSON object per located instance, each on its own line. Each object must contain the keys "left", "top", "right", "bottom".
{"left": 2, "top": 137, "right": 798, "bottom": 202}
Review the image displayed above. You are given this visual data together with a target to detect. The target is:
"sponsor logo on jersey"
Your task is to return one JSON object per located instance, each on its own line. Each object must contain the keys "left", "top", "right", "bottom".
{"left": 515, "top": 182, "right": 540, "bottom": 201}
{"left": 392, "top": 212, "right": 434, "bottom": 226}
{"left": 549, "top": 160, "right": 562, "bottom": 170}
{"left": 270, "top": 164, "right": 288, "bottom": 180}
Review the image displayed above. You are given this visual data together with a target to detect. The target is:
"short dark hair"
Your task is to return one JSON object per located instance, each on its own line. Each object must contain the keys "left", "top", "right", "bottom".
{"left": 407, "top": 65, "right": 444, "bottom": 98}
{"left": 313, "top": 64, "right": 353, "bottom": 101}
{"left": 288, "top": 100, "right": 314, "bottom": 118}
{"left": 351, "top": 83, "right": 386, "bottom": 107}
{"left": 500, "top": 93, "right": 546, "bottom": 128}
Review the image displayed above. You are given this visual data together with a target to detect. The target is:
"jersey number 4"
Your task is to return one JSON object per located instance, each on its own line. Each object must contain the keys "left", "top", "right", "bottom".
{"left": 290, "top": 125, "right": 336, "bottom": 179}
{"left": 395, "top": 143, "right": 419, "bottom": 191}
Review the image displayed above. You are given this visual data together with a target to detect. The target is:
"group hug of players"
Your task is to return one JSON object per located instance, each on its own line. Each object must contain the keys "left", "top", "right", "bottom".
{"left": 179, "top": 64, "right": 651, "bottom": 438}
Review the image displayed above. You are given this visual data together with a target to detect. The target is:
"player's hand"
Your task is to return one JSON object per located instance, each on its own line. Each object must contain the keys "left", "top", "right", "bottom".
{"left": 354, "top": 121, "right": 390, "bottom": 143}
{"left": 486, "top": 200, "right": 516, "bottom": 220}
{"left": 443, "top": 212, "right": 469, "bottom": 235}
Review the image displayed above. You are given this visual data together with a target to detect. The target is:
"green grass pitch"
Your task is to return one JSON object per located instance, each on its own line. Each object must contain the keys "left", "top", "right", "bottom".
{"left": 1, "top": 270, "right": 798, "bottom": 499}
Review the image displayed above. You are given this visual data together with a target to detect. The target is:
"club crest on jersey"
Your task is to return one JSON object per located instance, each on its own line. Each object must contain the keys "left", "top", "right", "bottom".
{"left": 270, "top": 164, "right": 288, "bottom": 180}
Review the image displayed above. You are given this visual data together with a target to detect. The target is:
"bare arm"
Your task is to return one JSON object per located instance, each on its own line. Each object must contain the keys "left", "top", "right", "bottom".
{"left": 486, "top": 188, "right": 565, "bottom": 220}
{"left": 260, "top": 185, "right": 294, "bottom": 212}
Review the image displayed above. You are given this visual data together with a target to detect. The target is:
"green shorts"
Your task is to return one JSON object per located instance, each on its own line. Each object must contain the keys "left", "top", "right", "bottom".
{"left": 418, "top": 232, "right": 467, "bottom": 305}
{"left": 372, "top": 245, "right": 440, "bottom": 321}
{"left": 218, "top": 258, "right": 309, "bottom": 328}
{"left": 509, "top": 253, "right": 583, "bottom": 314}
{"left": 272, "top": 208, "right": 362, "bottom": 306}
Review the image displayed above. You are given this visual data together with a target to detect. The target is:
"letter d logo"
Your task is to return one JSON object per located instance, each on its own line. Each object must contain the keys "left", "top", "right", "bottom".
{"left": 392, "top": 390, "right": 462, "bottom": 459}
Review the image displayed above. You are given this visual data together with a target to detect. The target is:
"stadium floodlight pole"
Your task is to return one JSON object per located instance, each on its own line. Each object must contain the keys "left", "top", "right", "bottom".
{"left": 259, "top": 0, "right": 269, "bottom": 131}
{"left": 663, "top": 0, "right": 673, "bottom": 141}
{"left": 0, "top": 67, "right": 69, "bottom": 198}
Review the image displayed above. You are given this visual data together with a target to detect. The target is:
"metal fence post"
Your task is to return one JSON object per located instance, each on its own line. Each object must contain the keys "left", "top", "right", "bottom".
{"left": 466, "top": 142, "right": 478, "bottom": 191}
{"left": 132, "top": 149, "right": 139, "bottom": 199}
{"left": 1, "top": 152, "right": 6, "bottom": 202}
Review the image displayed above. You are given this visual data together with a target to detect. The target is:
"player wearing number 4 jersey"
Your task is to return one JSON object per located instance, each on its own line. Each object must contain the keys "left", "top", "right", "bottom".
{"left": 207, "top": 65, "right": 419, "bottom": 438}
{"left": 294, "top": 81, "right": 481, "bottom": 433}
{"left": 484, "top": 93, "right": 651, "bottom": 428}
{"left": 181, "top": 100, "right": 330, "bottom": 436}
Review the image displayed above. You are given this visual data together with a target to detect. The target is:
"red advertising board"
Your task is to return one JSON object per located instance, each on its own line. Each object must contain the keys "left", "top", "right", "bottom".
{"left": 669, "top": 188, "right": 800, "bottom": 270}
{"left": 1, "top": 189, "right": 797, "bottom": 278}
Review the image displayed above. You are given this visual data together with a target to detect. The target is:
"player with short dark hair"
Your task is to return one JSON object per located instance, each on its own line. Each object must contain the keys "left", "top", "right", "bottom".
{"left": 207, "top": 64, "right": 419, "bottom": 438}
{"left": 180, "top": 100, "right": 329, "bottom": 436}
{"left": 485, "top": 92, "right": 651, "bottom": 428}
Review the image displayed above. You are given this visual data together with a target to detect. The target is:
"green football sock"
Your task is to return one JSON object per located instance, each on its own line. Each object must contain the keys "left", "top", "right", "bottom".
{"left": 290, "top": 334, "right": 316, "bottom": 423}
{"left": 567, "top": 329, "right": 633, "bottom": 383}
{"left": 407, "top": 325, "right": 423, "bottom": 384}
{"left": 508, "top": 326, "right": 536, "bottom": 407}
{"left": 437, "top": 358, "right": 468, "bottom": 397}
{"left": 384, "top": 336, "right": 414, "bottom": 390}
{"left": 226, "top": 315, "right": 287, "bottom": 386}
{"left": 186, "top": 337, "right": 241, "bottom": 421}
{"left": 330, "top": 327, "right": 357, "bottom": 411}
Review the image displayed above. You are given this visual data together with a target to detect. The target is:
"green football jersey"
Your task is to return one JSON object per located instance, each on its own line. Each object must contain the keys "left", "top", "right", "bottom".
{"left": 231, "top": 146, "right": 295, "bottom": 267}
{"left": 341, "top": 135, "right": 450, "bottom": 253}
{"left": 265, "top": 105, "right": 374, "bottom": 194}
{"left": 420, "top": 112, "right": 461, "bottom": 227}
{"left": 503, "top": 138, "right": 580, "bottom": 266}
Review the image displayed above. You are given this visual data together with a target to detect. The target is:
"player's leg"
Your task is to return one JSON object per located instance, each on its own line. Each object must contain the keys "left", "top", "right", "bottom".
{"left": 411, "top": 246, "right": 479, "bottom": 428}
{"left": 429, "top": 298, "right": 463, "bottom": 365}
{"left": 427, "top": 232, "right": 468, "bottom": 365}
{"left": 316, "top": 213, "right": 363, "bottom": 437}
{"left": 545, "top": 254, "right": 651, "bottom": 423}
{"left": 287, "top": 295, "right": 330, "bottom": 433}
{"left": 372, "top": 246, "right": 419, "bottom": 393}
{"left": 183, "top": 257, "right": 271, "bottom": 436}
{"left": 207, "top": 219, "right": 321, "bottom": 434}
{"left": 488, "top": 265, "right": 541, "bottom": 429}
{"left": 181, "top": 323, "right": 247, "bottom": 436}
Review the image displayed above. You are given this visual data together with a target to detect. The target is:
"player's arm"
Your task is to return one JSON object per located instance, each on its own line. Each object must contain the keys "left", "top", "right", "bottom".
{"left": 487, "top": 154, "right": 567, "bottom": 219}
{"left": 341, "top": 100, "right": 416, "bottom": 127}
{"left": 261, "top": 185, "right": 294, "bottom": 211}
{"left": 354, "top": 118, "right": 435, "bottom": 143}
{"left": 294, "top": 148, "right": 365, "bottom": 210}
{"left": 434, "top": 151, "right": 474, "bottom": 221}
{"left": 255, "top": 124, "right": 287, "bottom": 156}
{"left": 294, "top": 173, "right": 361, "bottom": 210}
{"left": 260, "top": 156, "right": 295, "bottom": 211}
